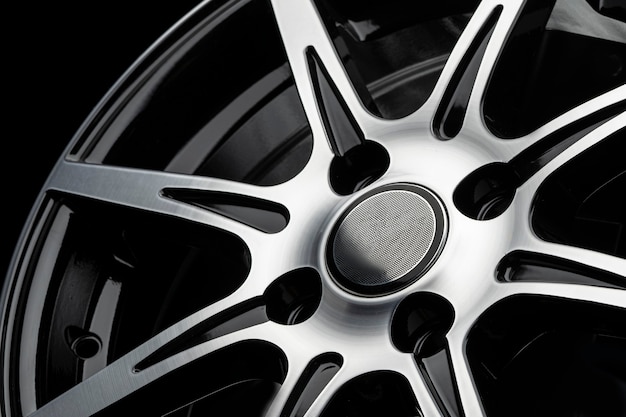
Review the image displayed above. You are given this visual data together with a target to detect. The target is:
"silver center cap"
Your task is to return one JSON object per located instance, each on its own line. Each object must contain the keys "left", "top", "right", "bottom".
{"left": 328, "top": 184, "right": 447, "bottom": 295}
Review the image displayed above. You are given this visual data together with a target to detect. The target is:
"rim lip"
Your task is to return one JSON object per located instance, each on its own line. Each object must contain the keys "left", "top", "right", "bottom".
{"left": 326, "top": 183, "right": 448, "bottom": 297}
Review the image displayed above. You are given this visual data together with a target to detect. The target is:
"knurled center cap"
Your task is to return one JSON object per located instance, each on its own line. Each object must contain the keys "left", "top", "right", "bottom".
{"left": 328, "top": 184, "right": 447, "bottom": 296}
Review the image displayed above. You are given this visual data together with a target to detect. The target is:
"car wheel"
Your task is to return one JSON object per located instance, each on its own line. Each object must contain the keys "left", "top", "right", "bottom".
{"left": 2, "top": 0, "right": 625, "bottom": 416}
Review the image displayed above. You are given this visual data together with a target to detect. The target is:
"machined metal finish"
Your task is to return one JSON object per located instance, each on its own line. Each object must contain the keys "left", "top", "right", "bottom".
{"left": 1, "top": 0, "right": 625, "bottom": 416}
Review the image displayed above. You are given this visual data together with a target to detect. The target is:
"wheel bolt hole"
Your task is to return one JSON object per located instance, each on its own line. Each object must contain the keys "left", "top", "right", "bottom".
{"left": 264, "top": 268, "right": 322, "bottom": 325}
{"left": 66, "top": 326, "right": 102, "bottom": 360}
{"left": 391, "top": 292, "right": 455, "bottom": 357}
{"left": 453, "top": 162, "right": 520, "bottom": 220}
{"left": 330, "top": 141, "right": 390, "bottom": 195}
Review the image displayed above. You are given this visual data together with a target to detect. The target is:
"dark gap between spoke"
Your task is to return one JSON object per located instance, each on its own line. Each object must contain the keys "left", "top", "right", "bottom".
{"left": 454, "top": 102, "right": 625, "bottom": 221}
{"left": 134, "top": 297, "right": 267, "bottom": 372}
{"left": 433, "top": 6, "right": 502, "bottom": 140}
{"left": 307, "top": 47, "right": 365, "bottom": 156}
{"left": 280, "top": 353, "right": 343, "bottom": 417}
{"left": 162, "top": 188, "right": 289, "bottom": 233}
{"left": 509, "top": 100, "right": 626, "bottom": 183}
{"left": 391, "top": 292, "right": 462, "bottom": 417}
{"left": 497, "top": 251, "right": 626, "bottom": 289}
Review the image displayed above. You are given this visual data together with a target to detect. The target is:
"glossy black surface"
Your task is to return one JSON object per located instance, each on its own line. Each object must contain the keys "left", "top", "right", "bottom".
{"left": 328, "top": 141, "right": 390, "bottom": 196}
{"left": 587, "top": 0, "right": 626, "bottom": 22}
{"left": 392, "top": 293, "right": 461, "bottom": 417}
{"left": 5, "top": 1, "right": 626, "bottom": 416}
{"left": 419, "top": 348, "right": 464, "bottom": 417}
{"left": 134, "top": 298, "right": 267, "bottom": 372}
{"left": 433, "top": 7, "right": 502, "bottom": 140}
{"left": 532, "top": 127, "right": 626, "bottom": 258}
{"left": 484, "top": 0, "right": 626, "bottom": 138}
{"left": 320, "top": 371, "right": 420, "bottom": 417}
{"left": 5, "top": 1, "right": 204, "bottom": 280}
{"left": 497, "top": 251, "right": 626, "bottom": 289}
{"left": 37, "top": 196, "right": 252, "bottom": 405}
{"left": 455, "top": 100, "right": 624, "bottom": 221}
{"left": 281, "top": 353, "right": 343, "bottom": 417}
{"left": 314, "top": 0, "right": 479, "bottom": 119}
{"left": 95, "top": 341, "right": 287, "bottom": 417}
{"left": 468, "top": 296, "right": 626, "bottom": 417}
{"left": 453, "top": 162, "right": 519, "bottom": 220}
{"left": 308, "top": 48, "right": 364, "bottom": 157}
{"left": 264, "top": 268, "right": 322, "bottom": 325}
{"left": 510, "top": 100, "right": 626, "bottom": 182}
{"left": 162, "top": 188, "right": 290, "bottom": 234}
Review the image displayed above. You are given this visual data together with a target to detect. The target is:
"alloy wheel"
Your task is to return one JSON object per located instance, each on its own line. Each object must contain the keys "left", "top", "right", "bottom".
{"left": 2, "top": 0, "right": 625, "bottom": 416}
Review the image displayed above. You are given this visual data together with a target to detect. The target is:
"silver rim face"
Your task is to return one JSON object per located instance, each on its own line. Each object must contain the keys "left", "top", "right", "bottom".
{"left": 2, "top": 0, "right": 625, "bottom": 416}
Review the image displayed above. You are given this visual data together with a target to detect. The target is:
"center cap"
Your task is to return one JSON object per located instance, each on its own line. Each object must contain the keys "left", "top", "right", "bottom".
{"left": 328, "top": 184, "right": 447, "bottom": 296}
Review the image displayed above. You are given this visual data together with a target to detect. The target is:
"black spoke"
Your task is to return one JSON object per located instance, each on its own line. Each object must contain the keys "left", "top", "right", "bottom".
{"left": 509, "top": 100, "right": 626, "bottom": 183}
{"left": 308, "top": 48, "right": 365, "bottom": 157}
{"left": 4, "top": 1, "right": 626, "bottom": 417}
{"left": 134, "top": 298, "right": 268, "bottom": 372}
{"left": 319, "top": 371, "right": 421, "bottom": 417}
{"left": 433, "top": 7, "right": 502, "bottom": 140}
{"left": 392, "top": 293, "right": 461, "bottom": 417}
{"left": 419, "top": 347, "right": 464, "bottom": 417}
{"left": 454, "top": 105, "right": 625, "bottom": 221}
{"left": 162, "top": 188, "right": 290, "bottom": 233}
{"left": 532, "top": 126, "right": 626, "bottom": 258}
{"left": 307, "top": 47, "right": 389, "bottom": 195}
{"left": 467, "top": 295, "right": 626, "bottom": 417}
{"left": 497, "top": 251, "right": 626, "bottom": 290}
{"left": 280, "top": 353, "right": 343, "bottom": 417}
{"left": 95, "top": 341, "right": 287, "bottom": 417}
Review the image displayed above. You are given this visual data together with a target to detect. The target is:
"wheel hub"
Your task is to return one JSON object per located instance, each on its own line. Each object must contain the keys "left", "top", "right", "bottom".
{"left": 327, "top": 184, "right": 447, "bottom": 296}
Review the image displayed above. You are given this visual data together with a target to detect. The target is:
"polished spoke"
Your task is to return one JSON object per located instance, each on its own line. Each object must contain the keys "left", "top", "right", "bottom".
{"left": 415, "top": 0, "right": 523, "bottom": 132}
{"left": 401, "top": 357, "right": 449, "bottom": 417}
{"left": 46, "top": 161, "right": 288, "bottom": 243}
{"left": 462, "top": 0, "right": 527, "bottom": 137}
{"left": 270, "top": 0, "right": 385, "bottom": 143}
{"left": 446, "top": 332, "right": 487, "bottom": 417}
{"left": 432, "top": 4, "right": 504, "bottom": 140}
{"left": 516, "top": 112, "right": 626, "bottom": 214}
{"left": 263, "top": 352, "right": 343, "bottom": 417}
{"left": 496, "top": 282, "right": 626, "bottom": 310}
{"left": 505, "top": 87, "right": 626, "bottom": 163}
{"left": 307, "top": 48, "right": 365, "bottom": 157}
{"left": 509, "top": 235, "right": 626, "bottom": 280}
{"left": 30, "top": 313, "right": 285, "bottom": 417}
{"left": 7, "top": 2, "right": 626, "bottom": 417}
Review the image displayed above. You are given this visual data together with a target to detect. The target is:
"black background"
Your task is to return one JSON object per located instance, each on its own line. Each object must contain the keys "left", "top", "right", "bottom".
{"left": 5, "top": 1, "right": 203, "bottom": 278}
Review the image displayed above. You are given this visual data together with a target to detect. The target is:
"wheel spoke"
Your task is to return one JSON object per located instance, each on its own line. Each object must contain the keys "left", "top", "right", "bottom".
{"left": 446, "top": 331, "right": 488, "bottom": 417}
{"left": 401, "top": 355, "right": 454, "bottom": 417}
{"left": 496, "top": 250, "right": 626, "bottom": 290}
{"left": 416, "top": 0, "right": 523, "bottom": 134}
{"left": 29, "top": 284, "right": 287, "bottom": 417}
{"left": 306, "top": 48, "right": 365, "bottom": 157}
{"left": 270, "top": 0, "right": 384, "bottom": 144}
{"left": 506, "top": 87, "right": 626, "bottom": 164}
{"left": 7, "top": 2, "right": 626, "bottom": 417}
{"left": 298, "top": 365, "right": 419, "bottom": 417}
{"left": 431, "top": 3, "right": 504, "bottom": 139}
{"left": 496, "top": 282, "right": 626, "bottom": 310}
{"left": 262, "top": 352, "right": 343, "bottom": 417}
{"left": 296, "top": 366, "right": 352, "bottom": 417}
{"left": 47, "top": 161, "right": 290, "bottom": 240}
{"left": 508, "top": 236, "right": 626, "bottom": 282}
{"left": 516, "top": 112, "right": 626, "bottom": 216}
